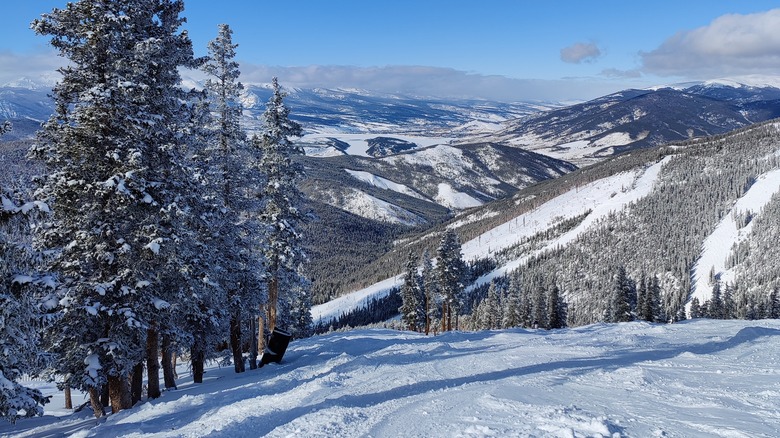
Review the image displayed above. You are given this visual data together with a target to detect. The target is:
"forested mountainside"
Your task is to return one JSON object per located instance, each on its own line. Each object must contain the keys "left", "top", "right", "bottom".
{"left": 323, "top": 120, "right": 780, "bottom": 328}
{"left": 299, "top": 142, "right": 576, "bottom": 225}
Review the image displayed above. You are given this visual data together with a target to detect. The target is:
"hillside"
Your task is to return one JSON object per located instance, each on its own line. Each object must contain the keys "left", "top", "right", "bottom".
{"left": 4, "top": 320, "right": 779, "bottom": 437}
{"left": 317, "top": 120, "right": 780, "bottom": 326}
{"left": 481, "top": 82, "right": 780, "bottom": 166}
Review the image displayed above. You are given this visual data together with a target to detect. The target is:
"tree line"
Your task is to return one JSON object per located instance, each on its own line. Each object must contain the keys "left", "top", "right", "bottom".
{"left": 1, "top": 0, "right": 310, "bottom": 423}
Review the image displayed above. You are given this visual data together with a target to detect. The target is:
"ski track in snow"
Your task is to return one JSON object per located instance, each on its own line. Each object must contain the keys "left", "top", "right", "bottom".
{"left": 690, "top": 168, "right": 780, "bottom": 305}
{"left": 5, "top": 320, "right": 780, "bottom": 437}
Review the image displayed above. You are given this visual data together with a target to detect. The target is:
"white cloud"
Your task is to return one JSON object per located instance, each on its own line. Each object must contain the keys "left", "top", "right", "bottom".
{"left": 1, "top": 51, "right": 635, "bottom": 102}
{"left": 641, "top": 8, "right": 780, "bottom": 77}
{"left": 560, "top": 42, "right": 602, "bottom": 64}
{"left": 236, "top": 64, "right": 625, "bottom": 102}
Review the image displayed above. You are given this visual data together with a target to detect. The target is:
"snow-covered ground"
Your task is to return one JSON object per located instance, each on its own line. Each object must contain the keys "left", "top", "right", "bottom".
{"left": 344, "top": 170, "right": 428, "bottom": 201}
{"left": 5, "top": 320, "right": 780, "bottom": 437}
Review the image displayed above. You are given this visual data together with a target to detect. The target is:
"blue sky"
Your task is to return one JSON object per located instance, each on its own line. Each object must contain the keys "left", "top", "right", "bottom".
{"left": 2, "top": 1, "right": 780, "bottom": 101}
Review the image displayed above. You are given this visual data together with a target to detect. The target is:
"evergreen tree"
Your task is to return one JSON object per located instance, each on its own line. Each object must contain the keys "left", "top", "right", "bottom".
{"left": 769, "top": 287, "right": 780, "bottom": 319}
{"left": 0, "top": 149, "right": 50, "bottom": 423}
{"left": 255, "top": 78, "right": 308, "bottom": 336}
{"left": 32, "top": 0, "right": 203, "bottom": 416}
{"left": 609, "top": 266, "right": 634, "bottom": 323}
{"left": 287, "top": 270, "right": 314, "bottom": 338}
{"left": 436, "top": 230, "right": 465, "bottom": 331}
{"left": 689, "top": 297, "right": 702, "bottom": 319}
{"left": 201, "top": 23, "right": 260, "bottom": 373}
{"left": 722, "top": 283, "right": 736, "bottom": 319}
{"left": 707, "top": 281, "right": 724, "bottom": 319}
{"left": 483, "top": 281, "right": 501, "bottom": 329}
{"left": 532, "top": 284, "right": 547, "bottom": 328}
{"left": 501, "top": 282, "right": 521, "bottom": 329}
{"left": 0, "top": 121, "right": 10, "bottom": 136}
{"left": 421, "top": 249, "right": 438, "bottom": 334}
{"left": 399, "top": 250, "right": 423, "bottom": 331}
{"left": 546, "top": 284, "right": 566, "bottom": 329}
{"left": 642, "top": 275, "right": 661, "bottom": 322}
{"left": 636, "top": 273, "right": 647, "bottom": 321}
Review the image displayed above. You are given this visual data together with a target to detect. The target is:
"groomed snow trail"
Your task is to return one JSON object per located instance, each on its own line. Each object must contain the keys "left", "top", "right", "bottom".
{"left": 5, "top": 320, "right": 780, "bottom": 437}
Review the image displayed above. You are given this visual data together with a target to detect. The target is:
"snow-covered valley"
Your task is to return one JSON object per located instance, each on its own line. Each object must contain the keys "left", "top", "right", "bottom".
{"left": 5, "top": 319, "right": 780, "bottom": 437}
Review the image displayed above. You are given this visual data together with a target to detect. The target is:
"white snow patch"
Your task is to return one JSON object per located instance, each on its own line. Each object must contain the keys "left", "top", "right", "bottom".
{"left": 690, "top": 168, "right": 780, "bottom": 306}
{"left": 339, "top": 188, "right": 425, "bottom": 226}
{"left": 345, "top": 169, "right": 427, "bottom": 200}
{"left": 145, "top": 238, "right": 163, "bottom": 255}
{"left": 593, "top": 132, "right": 633, "bottom": 148}
{"left": 436, "top": 183, "right": 482, "bottom": 210}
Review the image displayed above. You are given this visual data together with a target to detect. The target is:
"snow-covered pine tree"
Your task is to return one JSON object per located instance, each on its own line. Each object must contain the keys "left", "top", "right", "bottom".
{"left": 707, "top": 281, "right": 724, "bottom": 319}
{"left": 531, "top": 284, "right": 547, "bottom": 329}
{"left": 722, "top": 283, "right": 736, "bottom": 319}
{"left": 636, "top": 273, "right": 647, "bottom": 321}
{"left": 609, "top": 266, "right": 634, "bottom": 323}
{"left": 0, "top": 134, "right": 50, "bottom": 424}
{"left": 486, "top": 282, "right": 502, "bottom": 329}
{"left": 399, "top": 250, "right": 422, "bottom": 331}
{"left": 287, "top": 268, "right": 314, "bottom": 338}
{"left": 421, "top": 249, "right": 438, "bottom": 334}
{"left": 201, "top": 23, "right": 261, "bottom": 373}
{"left": 689, "top": 297, "right": 702, "bottom": 319}
{"left": 646, "top": 275, "right": 662, "bottom": 322}
{"left": 32, "top": 0, "right": 204, "bottom": 416}
{"left": 255, "top": 78, "right": 309, "bottom": 336}
{"left": 769, "top": 287, "right": 780, "bottom": 319}
{"left": 436, "top": 230, "right": 465, "bottom": 331}
{"left": 0, "top": 121, "right": 10, "bottom": 136}
{"left": 501, "top": 279, "right": 521, "bottom": 329}
{"left": 546, "top": 284, "right": 566, "bottom": 329}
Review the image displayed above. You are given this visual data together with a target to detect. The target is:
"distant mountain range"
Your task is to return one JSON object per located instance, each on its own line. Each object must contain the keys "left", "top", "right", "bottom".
{"left": 480, "top": 79, "right": 780, "bottom": 165}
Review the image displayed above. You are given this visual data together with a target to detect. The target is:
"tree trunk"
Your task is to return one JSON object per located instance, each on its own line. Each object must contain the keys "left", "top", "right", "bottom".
{"left": 108, "top": 374, "right": 132, "bottom": 414}
{"left": 248, "top": 316, "right": 258, "bottom": 370}
{"left": 161, "top": 333, "right": 177, "bottom": 389}
{"left": 146, "top": 323, "right": 161, "bottom": 399}
{"left": 130, "top": 363, "right": 143, "bottom": 405}
{"left": 88, "top": 387, "right": 104, "bottom": 418}
{"left": 447, "top": 302, "right": 453, "bottom": 332}
{"left": 441, "top": 302, "right": 448, "bottom": 332}
{"left": 267, "top": 276, "right": 279, "bottom": 333}
{"left": 63, "top": 381, "right": 72, "bottom": 410}
{"left": 191, "top": 341, "right": 205, "bottom": 384}
{"left": 230, "top": 308, "right": 244, "bottom": 373}
{"left": 258, "top": 315, "right": 265, "bottom": 355}
{"left": 100, "top": 384, "right": 109, "bottom": 408}
{"left": 172, "top": 351, "right": 178, "bottom": 380}
{"left": 424, "top": 299, "right": 430, "bottom": 335}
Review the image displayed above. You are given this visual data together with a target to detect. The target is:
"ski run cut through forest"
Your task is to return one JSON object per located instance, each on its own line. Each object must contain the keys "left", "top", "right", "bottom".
{"left": 4, "top": 319, "right": 780, "bottom": 437}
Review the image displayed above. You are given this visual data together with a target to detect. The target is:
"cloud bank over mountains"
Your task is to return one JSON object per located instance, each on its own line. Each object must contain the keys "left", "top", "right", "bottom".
{"left": 640, "top": 8, "right": 780, "bottom": 77}
{"left": 4, "top": 8, "right": 780, "bottom": 102}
